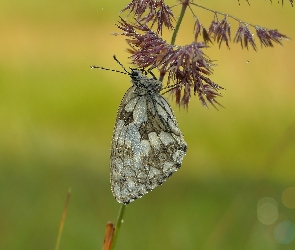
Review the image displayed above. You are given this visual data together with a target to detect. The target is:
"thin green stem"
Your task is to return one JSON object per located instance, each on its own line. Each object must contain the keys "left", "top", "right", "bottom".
{"left": 111, "top": 204, "right": 126, "bottom": 250}
{"left": 159, "top": 0, "right": 189, "bottom": 82}
{"left": 170, "top": 0, "right": 189, "bottom": 46}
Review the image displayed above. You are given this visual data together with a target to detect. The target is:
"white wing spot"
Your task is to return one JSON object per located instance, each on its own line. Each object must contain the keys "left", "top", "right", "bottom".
{"left": 133, "top": 97, "right": 147, "bottom": 124}
{"left": 159, "top": 131, "right": 175, "bottom": 145}
{"left": 140, "top": 140, "right": 151, "bottom": 156}
{"left": 148, "top": 132, "right": 162, "bottom": 150}
{"left": 173, "top": 150, "right": 186, "bottom": 164}
{"left": 163, "top": 161, "right": 175, "bottom": 172}
{"left": 148, "top": 167, "right": 161, "bottom": 178}
{"left": 124, "top": 96, "right": 139, "bottom": 112}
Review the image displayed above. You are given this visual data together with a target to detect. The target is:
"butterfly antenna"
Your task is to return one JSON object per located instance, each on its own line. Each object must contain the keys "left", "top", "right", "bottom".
{"left": 113, "top": 55, "right": 129, "bottom": 74}
{"left": 90, "top": 55, "right": 131, "bottom": 75}
{"left": 90, "top": 65, "right": 127, "bottom": 75}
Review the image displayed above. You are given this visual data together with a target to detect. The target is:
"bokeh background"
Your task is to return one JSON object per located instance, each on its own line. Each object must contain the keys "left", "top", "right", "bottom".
{"left": 1, "top": 0, "right": 295, "bottom": 249}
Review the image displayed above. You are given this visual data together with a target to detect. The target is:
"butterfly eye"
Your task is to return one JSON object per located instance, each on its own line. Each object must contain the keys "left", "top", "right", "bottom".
{"left": 131, "top": 71, "right": 139, "bottom": 77}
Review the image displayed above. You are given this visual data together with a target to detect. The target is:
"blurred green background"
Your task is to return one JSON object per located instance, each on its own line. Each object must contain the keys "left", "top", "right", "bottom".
{"left": 1, "top": 0, "right": 295, "bottom": 249}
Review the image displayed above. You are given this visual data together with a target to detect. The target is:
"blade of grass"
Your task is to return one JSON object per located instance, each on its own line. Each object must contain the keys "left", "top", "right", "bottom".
{"left": 55, "top": 188, "right": 71, "bottom": 250}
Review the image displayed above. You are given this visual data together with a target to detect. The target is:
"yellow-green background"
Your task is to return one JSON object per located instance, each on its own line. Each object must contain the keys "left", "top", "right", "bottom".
{"left": 1, "top": 0, "right": 295, "bottom": 249}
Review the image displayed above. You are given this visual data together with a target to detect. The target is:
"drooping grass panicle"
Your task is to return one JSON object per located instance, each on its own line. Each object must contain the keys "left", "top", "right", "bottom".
{"left": 115, "top": 0, "right": 290, "bottom": 109}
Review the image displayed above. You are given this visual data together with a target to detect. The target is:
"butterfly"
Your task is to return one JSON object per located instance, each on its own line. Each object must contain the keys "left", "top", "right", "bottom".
{"left": 92, "top": 56, "right": 187, "bottom": 204}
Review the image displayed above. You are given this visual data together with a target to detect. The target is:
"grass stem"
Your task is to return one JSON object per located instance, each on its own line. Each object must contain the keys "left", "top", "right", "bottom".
{"left": 110, "top": 204, "right": 126, "bottom": 250}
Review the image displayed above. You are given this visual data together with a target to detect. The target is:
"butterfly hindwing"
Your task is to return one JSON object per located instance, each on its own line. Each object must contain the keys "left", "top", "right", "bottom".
{"left": 110, "top": 70, "right": 187, "bottom": 204}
